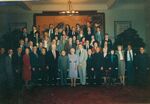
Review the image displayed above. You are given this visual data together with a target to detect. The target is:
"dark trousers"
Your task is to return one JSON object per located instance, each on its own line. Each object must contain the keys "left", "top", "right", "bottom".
{"left": 126, "top": 61, "right": 135, "bottom": 85}
{"left": 94, "top": 68, "right": 102, "bottom": 85}
{"left": 87, "top": 68, "right": 95, "bottom": 85}
{"left": 48, "top": 66, "right": 58, "bottom": 85}
{"left": 41, "top": 68, "right": 48, "bottom": 84}
{"left": 32, "top": 68, "right": 39, "bottom": 85}
{"left": 15, "top": 71, "right": 23, "bottom": 90}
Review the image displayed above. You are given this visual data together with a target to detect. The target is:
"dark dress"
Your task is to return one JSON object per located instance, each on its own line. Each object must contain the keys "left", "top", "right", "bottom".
{"left": 23, "top": 54, "right": 31, "bottom": 81}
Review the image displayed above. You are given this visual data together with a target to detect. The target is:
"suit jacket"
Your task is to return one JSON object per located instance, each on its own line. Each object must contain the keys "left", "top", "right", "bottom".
{"left": 101, "top": 53, "right": 110, "bottom": 69}
{"left": 38, "top": 53, "right": 47, "bottom": 69}
{"left": 83, "top": 45, "right": 93, "bottom": 51}
{"left": 5, "top": 55, "right": 15, "bottom": 87}
{"left": 92, "top": 52, "right": 103, "bottom": 69}
{"left": 0, "top": 54, "right": 7, "bottom": 82}
{"left": 30, "top": 52, "right": 39, "bottom": 68}
{"left": 46, "top": 50, "right": 59, "bottom": 69}
{"left": 108, "top": 54, "right": 118, "bottom": 69}
{"left": 13, "top": 53, "right": 23, "bottom": 73}
{"left": 124, "top": 49, "right": 136, "bottom": 64}
{"left": 135, "top": 53, "right": 149, "bottom": 71}
{"left": 76, "top": 49, "right": 87, "bottom": 65}
{"left": 86, "top": 55, "right": 93, "bottom": 69}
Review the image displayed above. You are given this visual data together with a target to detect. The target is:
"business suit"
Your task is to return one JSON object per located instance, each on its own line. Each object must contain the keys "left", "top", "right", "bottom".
{"left": 125, "top": 50, "right": 136, "bottom": 85}
{"left": 101, "top": 53, "right": 110, "bottom": 77}
{"left": 5, "top": 55, "right": 15, "bottom": 91}
{"left": 39, "top": 53, "right": 48, "bottom": 85}
{"left": 76, "top": 49, "right": 88, "bottom": 85}
{"left": 108, "top": 53, "right": 118, "bottom": 83}
{"left": 135, "top": 52, "right": 150, "bottom": 86}
{"left": 30, "top": 52, "right": 40, "bottom": 84}
{"left": 0, "top": 54, "right": 7, "bottom": 94}
{"left": 84, "top": 45, "right": 92, "bottom": 51}
{"left": 46, "top": 50, "right": 59, "bottom": 85}
{"left": 92, "top": 52, "right": 103, "bottom": 84}
{"left": 13, "top": 53, "right": 23, "bottom": 89}
{"left": 86, "top": 54, "right": 94, "bottom": 85}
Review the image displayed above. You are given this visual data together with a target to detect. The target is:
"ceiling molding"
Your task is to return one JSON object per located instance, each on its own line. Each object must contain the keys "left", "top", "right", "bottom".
{"left": 107, "top": 0, "right": 116, "bottom": 9}
{"left": 22, "top": 1, "right": 32, "bottom": 10}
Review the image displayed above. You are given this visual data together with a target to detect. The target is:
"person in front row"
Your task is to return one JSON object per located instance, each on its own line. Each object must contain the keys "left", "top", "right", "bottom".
{"left": 101, "top": 48, "right": 110, "bottom": 85}
{"left": 92, "top": 47, "right": 103, "bottom": 85}
{"left": 108, "top": 49, "right": 118, "bottom": 85}
{"left": 58, "top": 50, "right": 69, "bottom": 86}
{"left": 68, "top": 48, "right": 79, "bottom": 87}
{"left": 47, "top": 43, "right": 59, "bottom": 86}
{"left": 116, "top": 45, "right": 126, "bottom": 86}
{"left": 39, "top": 47, "right": 48, "bottom": 85}
{"left": 135, "top": 47, "right": 150, "bottom": 86}
{"left": 76, "top": 44, "right": 87, "bottom": 85}
{"left": 86, "top": 49, "right": 95, "bottom": 85}
{"left": 125, "top": 44, "right": 136, "bottom": 85}
{"left": 23, "top": 48, "right": 31, "bottom": 88}
{"left": 30, "top": 46, "right": 40, "bottom": 86}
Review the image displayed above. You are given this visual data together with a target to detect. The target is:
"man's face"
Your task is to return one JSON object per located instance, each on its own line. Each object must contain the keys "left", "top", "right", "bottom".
{"left": 79, "top": 44, "right": 82, "bottom": 50}
{"left": 9, "top": 49, "right": 13, "bottom": 55}
{"left": 18, "top": 48, "right": 22, "bottom": 54}
{"left": 140, "top": 47, "right": 145, "bottom": 54}
{"left": 128, "top": 45, "right": 132, "bottom": 50}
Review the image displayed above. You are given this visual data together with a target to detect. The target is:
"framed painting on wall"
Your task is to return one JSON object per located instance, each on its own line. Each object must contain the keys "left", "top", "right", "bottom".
{"left": 114, "top": 21, "right": 132, "bottom": 38}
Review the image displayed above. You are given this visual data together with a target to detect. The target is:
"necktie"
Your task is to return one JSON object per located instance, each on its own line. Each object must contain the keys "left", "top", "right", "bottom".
{"left": 129, "top": 51, "right": 133, "bottom": 61}
{"left": 79, "top": 50, "right": 81, "bottom": 56}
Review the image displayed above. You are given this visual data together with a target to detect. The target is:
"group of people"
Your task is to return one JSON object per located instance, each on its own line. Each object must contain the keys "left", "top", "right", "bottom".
{"left": 0, "top": 22, "right": 149, "bottom": 92}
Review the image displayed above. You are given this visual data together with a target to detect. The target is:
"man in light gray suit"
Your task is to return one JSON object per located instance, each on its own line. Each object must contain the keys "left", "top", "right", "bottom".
{"left": 76, "top": 44, "right": 88, "bottom": 85}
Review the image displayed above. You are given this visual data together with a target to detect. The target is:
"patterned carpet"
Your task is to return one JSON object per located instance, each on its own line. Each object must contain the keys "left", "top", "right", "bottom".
{"left": 23, "top": 86, "right": 150, "bottom": 104}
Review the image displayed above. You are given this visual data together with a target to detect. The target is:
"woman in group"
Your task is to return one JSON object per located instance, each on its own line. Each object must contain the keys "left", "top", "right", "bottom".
{"left": 23, "top": 48, "right": 31, "bottom": 88}
{"left": 116, "top": 45, "right": 126, "bottom": 86}
{"left": 68, "top": 48, "right": 79, "bottom": 87}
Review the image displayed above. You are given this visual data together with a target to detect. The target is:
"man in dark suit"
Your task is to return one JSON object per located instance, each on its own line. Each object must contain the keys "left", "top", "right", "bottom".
{"left": 108, "top": 49, "right": 118, "bottom": 85}
{"left": 30, "top": 46, "right": 40, "bottom": 86}
{"left": 5, "top": 49, "right": 15, "bottom": 93}
{"left": 135, "top": 47, "right": 150, "bottom": 86}
{"left": 39, "top": 47, "right": 48, "bottom": 85}
{"left": 84, "top": 40, "right": 93, "bottom": 51}
{"left": 125, "top": 45, "right": 136, "bottom": 85}
{"left": 46, "top": 44, "right": 59, "bottom": 85}
{"left": 92, "top": 47, "right": 103, "bottom": 85}
{"left": 13, "top": 47, "right": 23, "bottom": 89}
{"left": 69, "top": 27, "right": 78, "bottom": 38}
{"left": 0, "top": 48, "right": 7, "bottom": 96}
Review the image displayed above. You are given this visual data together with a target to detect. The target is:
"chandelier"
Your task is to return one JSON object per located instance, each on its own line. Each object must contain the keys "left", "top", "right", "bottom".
{"left": 59, "top": 0, "right": 79, "bottom": 16}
